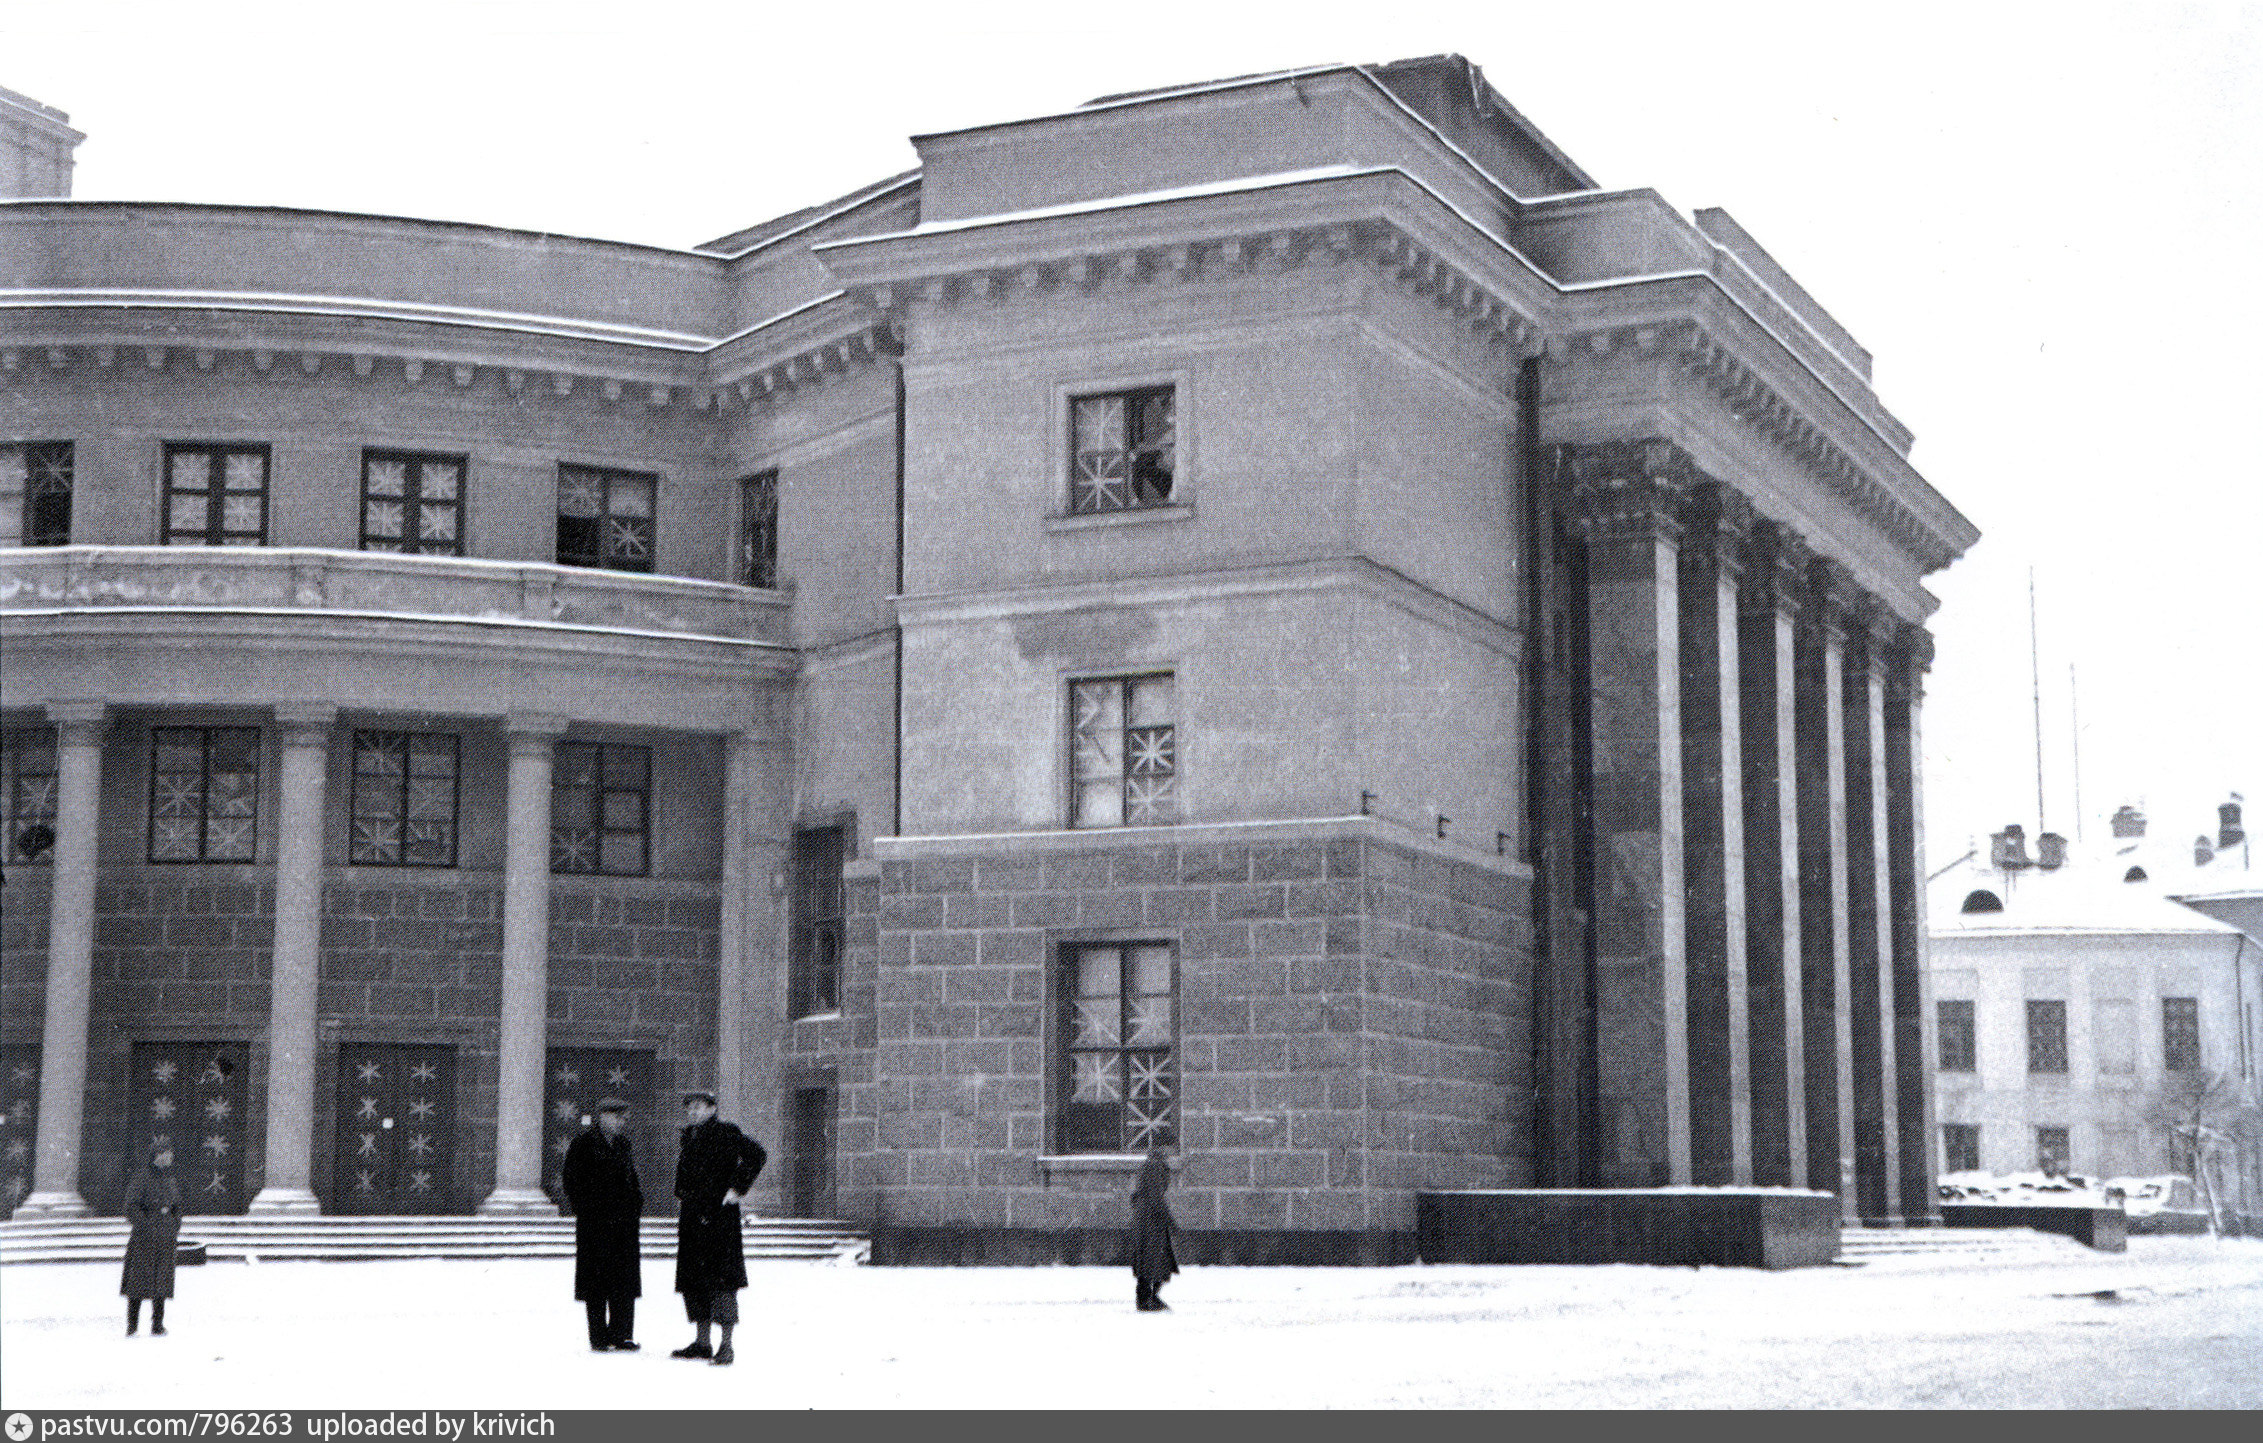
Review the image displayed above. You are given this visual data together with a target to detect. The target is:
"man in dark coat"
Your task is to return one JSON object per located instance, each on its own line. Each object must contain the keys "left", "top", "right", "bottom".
{"left": 670, "top": 1090, "right": 765, "bottom": 1366}
{"left": 1126, "top": 1148, "right": 1179, "bottom": 1312}
{"left": 561, "top": 1097, "right": 643, "bottom": 1352}
{"left": 121, "top": 1142, "right": 183, "bottom": 1335}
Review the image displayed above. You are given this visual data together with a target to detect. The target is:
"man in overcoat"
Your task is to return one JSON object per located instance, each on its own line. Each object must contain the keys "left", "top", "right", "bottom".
{"left": 561, "top": 1097, "right": 643, "bottom": 1352}
{"left": 670, "top": 1090, "right": 765, "bottom": 1366}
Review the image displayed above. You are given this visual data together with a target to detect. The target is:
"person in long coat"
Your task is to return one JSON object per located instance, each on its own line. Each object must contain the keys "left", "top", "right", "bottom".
{"left": 670, "top": 1090, "right": 765, "bottom": 1366}
{"left": 561, "top": 1097, "right": 643, "bottom": 1352}
{"left": 1126, "top": 1148, "right": 1179, "bottom": 1312}
{"left": 120, "top": 1142, "right": 182, "bottom": 1335}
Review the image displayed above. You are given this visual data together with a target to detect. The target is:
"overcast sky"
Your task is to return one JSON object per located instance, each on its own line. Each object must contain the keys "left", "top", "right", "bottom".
{"left": 8, "top": 0, "right": 2259, "bottom": 870}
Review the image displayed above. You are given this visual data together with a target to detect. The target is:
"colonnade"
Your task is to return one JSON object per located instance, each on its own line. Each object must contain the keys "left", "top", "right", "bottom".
{"left": 1563, "top": 440, "right": 1935, "bottom": 1223}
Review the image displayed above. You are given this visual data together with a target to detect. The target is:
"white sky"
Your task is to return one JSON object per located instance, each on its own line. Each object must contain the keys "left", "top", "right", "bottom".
{"left": 8, "top": 0, "right": 2260, "bottom": 868}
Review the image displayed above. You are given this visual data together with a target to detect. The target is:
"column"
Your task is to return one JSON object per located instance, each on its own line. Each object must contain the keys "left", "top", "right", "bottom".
{"left": 1796, "top": 562, "right": 1857, "bottom": 1218}
{"left": 716, "top": 718, "right": 791, "bottom": 1137}
{"left": 1567, "top": 441, "right": 1690, "bottom": 1186}
{"left": 1677, "top": 483, "right": 1752, "bottom": 1185}
{"left": 19, "top": 702, "right": 105, "bottom": 1218}
{"left": 1739, "top": 524, "right": 1807, "bottom": 1188}
{"left": 481, "top": 712, "right": 567, "bottom": 1216}
{"left": 1888, "top": 624, "right": 1938, "bottom": 1223}
{"left": 1841, "top": 596, "right": 1898, "bottom": 1224}
{"left": 249, "top": 704, "right": 334, "bottom": 1214}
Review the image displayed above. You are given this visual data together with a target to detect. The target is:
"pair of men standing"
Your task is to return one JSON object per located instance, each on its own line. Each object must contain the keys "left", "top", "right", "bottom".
{"left": 560, "top": 1090, "right": 766, "bottom": 1366}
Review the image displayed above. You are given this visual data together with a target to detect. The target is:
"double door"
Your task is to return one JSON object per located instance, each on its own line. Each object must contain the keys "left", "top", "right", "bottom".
{"left": 332, "top": 1043, "right": 457, "bottom": 1214}
{"left": 126, "top": 1041, "right": 249, "bottom": 1213}
{"left": 543, "top": 1048, "right": 655, "bottom": 1209}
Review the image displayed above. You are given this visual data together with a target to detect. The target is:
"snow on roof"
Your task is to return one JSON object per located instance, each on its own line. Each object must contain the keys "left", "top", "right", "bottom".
{"left": 1929, "top": 843, "right": 2250, "bottom": 939}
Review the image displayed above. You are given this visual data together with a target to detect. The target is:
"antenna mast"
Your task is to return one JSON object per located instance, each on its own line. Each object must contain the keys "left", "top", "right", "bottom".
{"left": 2031, "top": 568, "right": 2046, "bottom": 832}
{"left": 2070, "top": 663, "right": 2082, "bottom": 843}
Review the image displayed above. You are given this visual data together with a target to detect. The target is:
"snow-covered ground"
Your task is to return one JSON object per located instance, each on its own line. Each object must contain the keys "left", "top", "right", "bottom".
{"left": 4, "top": 1236, "right": 2261, "bottom": 1409}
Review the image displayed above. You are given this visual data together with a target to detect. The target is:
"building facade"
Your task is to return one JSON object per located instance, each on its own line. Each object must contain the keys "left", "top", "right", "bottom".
{"left": 2, "top": 56, "right": 1976, "bottom": 1257}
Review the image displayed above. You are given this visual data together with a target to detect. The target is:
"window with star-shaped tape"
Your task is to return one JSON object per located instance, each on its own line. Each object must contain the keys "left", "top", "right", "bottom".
{"left": 1058, "top": 942, "right": 1176, "bottom": 1152}
{"left": 125, "top": 1041, "right": 247, "bottom": 1213}
{"left": 0, "top": 441, "right": 74, "bottom": 546}
{"left": 2, "top": 726, "right": 59, "bottom": 865}
{"left": 0, "top": 1044, "right": 38, "bottom": 1218}
{"left": 1069, "top": 673, "right": 1177, "bottom": 829}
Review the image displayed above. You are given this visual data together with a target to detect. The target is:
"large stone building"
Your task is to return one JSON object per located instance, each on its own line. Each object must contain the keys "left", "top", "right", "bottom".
{"left": 1, "top": 55, "right": 1977, "bottom": 1259}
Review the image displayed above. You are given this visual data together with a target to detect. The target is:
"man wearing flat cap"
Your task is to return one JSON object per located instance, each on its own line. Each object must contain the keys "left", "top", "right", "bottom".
{"left": 561, "top": 1097, "right": 643, "bottom": 1352}
{"left": 670, "top": 1089, "right": 766, "bottom": 1365}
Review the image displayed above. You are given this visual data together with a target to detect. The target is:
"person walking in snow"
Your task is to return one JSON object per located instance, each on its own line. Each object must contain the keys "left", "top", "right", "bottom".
{"left": 1126, "top": 1147, "right": 1179, "bottom": 1312}
{"left": 562, "top": 1097, "right": 644, "bottom": 1352}
{"left": 670, "top": 1090, "right": 765, "bottom": 1366}
{"left": 120, "top": 1141, "right": 182, "bottom": 1336}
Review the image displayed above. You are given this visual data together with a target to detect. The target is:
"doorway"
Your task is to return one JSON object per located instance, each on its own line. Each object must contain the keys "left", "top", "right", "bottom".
{"left": 332, "top": 1043, "right": 457, "bottom": 1213}
{"left": 787, "top": 1083, "right": 835, "bottom": 1217}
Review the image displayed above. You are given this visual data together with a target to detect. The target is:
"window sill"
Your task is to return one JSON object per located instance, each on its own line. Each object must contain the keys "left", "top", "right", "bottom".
{"left": 1038, "top": 1152, "right": 1176, "bottom": 1179}
{"left": 790, "top": 1010, "right": 843, "bottom": 1024}
{"left": 1045, "top": 504, "right": 1194, "bottom": 534}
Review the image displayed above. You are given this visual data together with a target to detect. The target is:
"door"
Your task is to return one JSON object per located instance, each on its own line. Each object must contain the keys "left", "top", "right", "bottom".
{"left": 333, "top": 1043, "right": 457, "bottom": 1214}
{"left": 127, "top": 1041, "right": 249, "bottom": 1214}
{"left": 1, "top": 1043, "right": 38, "bottom": 1217}
{"left": 787, "top": 1084, "right": 835, "bottom": 1217}
{"left": 543, "top": 1047, "right": 655, "bottom": 1210}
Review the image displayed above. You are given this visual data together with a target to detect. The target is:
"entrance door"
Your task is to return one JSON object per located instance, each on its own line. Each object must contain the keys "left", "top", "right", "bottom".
{"left": 2, "top": 1043, "right": 39, "bottom": 1217}
{"left": 787, "top": 1084, "right": 834, "bottom": 1217}
{"left": 127, "top": 1041, "right": 249, "bottom": 1214}
{"left": 543, "top": 1048, "right": 655, "bottom": 1209}
{"left": 333, "top": 1043, "right": 457, "bottom": 1214}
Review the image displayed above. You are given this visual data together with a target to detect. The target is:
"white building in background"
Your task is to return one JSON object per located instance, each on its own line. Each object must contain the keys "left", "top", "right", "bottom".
{"left": 1927, "top": 801, "right": 2261, "bottom": 1217}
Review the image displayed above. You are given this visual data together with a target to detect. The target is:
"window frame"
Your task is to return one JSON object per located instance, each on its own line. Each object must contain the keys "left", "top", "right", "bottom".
{"left": 1941, "top": 1122, "right": 1981, "bottom": 1175}
{"left": 348, "top": 730, "right": 462, "bottom": 868}
{"left": 738, "top": 468, "right": 780, "bottom": 590}
{"left": 147, "top": 725, "right": 261, "bottom": 863}
{"left": 360, "top": 449, "right": 467, "bottom": 556}
{"left": 2162, "top": 996, "right": 2201, "bottom": 1073}
{"left": 788, "top": 822, "right": 848, "bottom": 1018}
{"left": 0, "top": 441, "right": 73, "bottom": 546}
{"left": 1936, "top": 998, "right": 1976, "bottom": 1074}
{"left": 1067, "top": 671, "right": 1180, "bottom": 830}
{"left": 2, "top": 726, "right": 59, "bottom": 864}
{"left": 1053, "top": 937, "right": 1179, "bottom": 1155}
{"left": 1051, "top": 371, "right": 1192, "bottom": 525}
{"left": 2026, "top": 998, "right": 2069, "bottom": 1075}
{"left": 2035, "top": 1124, "right": 2071, "bottom": 1174}
{"left": 162, "top": 442, "right": 271, "bottom": 546}
{"left": 555, "top": 463, "right": 658, "bottom": 574}
{"left": 549, "top": 739, "right": 652, "bottom": 876}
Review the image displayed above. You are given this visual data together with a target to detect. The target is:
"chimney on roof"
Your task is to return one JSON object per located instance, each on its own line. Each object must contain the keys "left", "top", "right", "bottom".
{"left": 2195, "top": 834, "right": 2216, "bottom": 868}
{"left": 2110, "top": 804, "right": 2146, "bottom": 839}
{"left": 2220, "top": 800, "right": 2245, "bottom": 851}
{"left": 2036, "top": 833, "right": 2068, "bottom": 870}
{"left": 1990, "top": 825, "right": 2031, "bottom": 871}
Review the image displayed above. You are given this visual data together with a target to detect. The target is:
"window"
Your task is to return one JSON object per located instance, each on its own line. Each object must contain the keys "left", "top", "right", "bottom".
{"left": 2163, "top": 997, "right": 2200, "bottom": 1072}
{"left": 1942, "top": 1123, "right": 1980, "bottom": 1175}
{"left": 0, "top": 441, "right": 72, "bottom": 546}
{"left": 1058, "top": 941, "right": 1176, "bottom": 1152}
{"left": 788, "top": 825, "right": 846, "bottom": 1017}
{"left": 1959, "top": 889, "right": 2003, "bottom": 914}
{"left": 149, "top": 727, "right": 259, "bottom": 861}
{"left": 3, "top": 728, "right": 59, "bottom": 863}
{"left": 361, "top": 450, "right": 465, "bottom": 555}
{"left": 556, "top": 464, "right": 655, "bottom": 572}
{"left": 2035, "top": 1125, "right": 2071, "bottom": 1174}
{"left": 738, "top": 470, "right": 778, "bottom": 589}
{"left": 2095, "top": 998, "right": 2137, "bottom": 1075}
{"left": 1069, "top": 386, "right": 1175, "bottom": 514}
{"left": 1069, "top": 673, "right": 1177, "bottom": 828}
{"left": 2026, "top": 999, "right": 2068, "bottom": 1074}
{"left": 1936, "top": 999, "right": 1975, "bottom": 1073}
{"left": 163, "top": 444, "right": 268, "bottom": 545}
{"left": 551, "top": 741, "right": 649, "bottom": 875}
{"left": 349, "top": 731, "right": 460, "bottom": 866}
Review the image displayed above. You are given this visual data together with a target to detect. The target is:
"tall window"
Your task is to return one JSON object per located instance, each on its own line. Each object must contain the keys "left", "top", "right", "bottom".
{"left": 1069, "top": 385, "right": 1175, "bottom": 514}
{"left": 551, "top": 741, "right": 649, "bottom": 875}
{"left": 556, "top": 464, "right": 655, "bottom": 572}
{"left": 2, "top": 728, "right": 59, "bottom": 864}
{"left": 1058, "top": 941, "right": 1176, "bottom": 1152}
{"left": 361, "top": 451, "right": 465, "bottom": 555}
{"left": 789, "top": 825, "right": 846, "bottom": 1018}
{"left": 1941, "top": 1123, "right": 1980, "bottom": 1175}
{"left": 2162, "top": 997, "right": 2201, "bottom": 1072}
{"left": 2025, "top": 999, "right": 2068, "bottom": 1075}
{"left": 739, "top": 470, "right": 779, "bottom": 589}
{"left": 1069, "top": 673, "right": 1177, "bottom": 828}
{"left": 149, "top": 727, "right": 259, "bottom": 862}
{"left": 1936, "top": 999, "right": 1976, "bottom": 1073}
{"left": 350, "top": 731, "right": 460, "bottom": 866}
{"left": 163, "top": 444, "right": 269, "bottom": 545}
{"left": 0, "top": 441, "right": 72, "bottom": 546}
{"left": 2035, "top": 1125, "right": 2071, "bottom": 1174}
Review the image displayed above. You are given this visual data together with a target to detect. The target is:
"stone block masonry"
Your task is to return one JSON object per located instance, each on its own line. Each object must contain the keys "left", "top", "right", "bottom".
{"left": 843, "top": 819, "right": 1533, "bottom": 1263}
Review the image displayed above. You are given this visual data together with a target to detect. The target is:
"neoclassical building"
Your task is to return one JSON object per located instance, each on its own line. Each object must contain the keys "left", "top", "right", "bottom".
{"left": 2, "top": 55, "right": 1976, "bottom": 1258}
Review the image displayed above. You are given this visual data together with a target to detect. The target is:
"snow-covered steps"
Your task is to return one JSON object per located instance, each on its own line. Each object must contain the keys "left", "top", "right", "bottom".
{"left": 0, "top": 1214, "right": 868, "bottom": 1266}
{"left": 1837, "top": 1225, "right": 2098, "bottom": 1264}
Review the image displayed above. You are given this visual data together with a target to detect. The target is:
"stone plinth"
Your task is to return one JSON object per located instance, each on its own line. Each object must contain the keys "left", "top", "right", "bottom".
{"left": 1937, "top": 1204, "right": 2128, "bottom": 1252}
{"left": 1416, "top": 1187, "right": 1841, "bottom": 1269}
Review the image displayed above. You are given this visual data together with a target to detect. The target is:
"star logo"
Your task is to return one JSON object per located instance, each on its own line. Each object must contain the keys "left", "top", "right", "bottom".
{"left": 9, "top": 1410, "right": 36, "bottom": 1441}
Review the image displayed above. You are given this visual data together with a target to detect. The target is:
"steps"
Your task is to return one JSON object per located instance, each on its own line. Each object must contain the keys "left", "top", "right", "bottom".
{"left": 0, "top": 1214, "right": 869, "bottom": 1266}
{"left": 1838, "top": 1225, "right": 2097, "bottom": 1264}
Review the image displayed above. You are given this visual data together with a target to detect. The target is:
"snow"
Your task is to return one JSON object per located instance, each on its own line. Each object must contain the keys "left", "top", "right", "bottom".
{"left": 7, "top": 1238, "right": 2263, "bottom": 1409}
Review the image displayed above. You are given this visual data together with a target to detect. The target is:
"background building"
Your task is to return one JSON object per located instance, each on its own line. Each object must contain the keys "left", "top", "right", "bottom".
{"left": 3, "top": 55, "right": 1976, "bottom": 1258}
